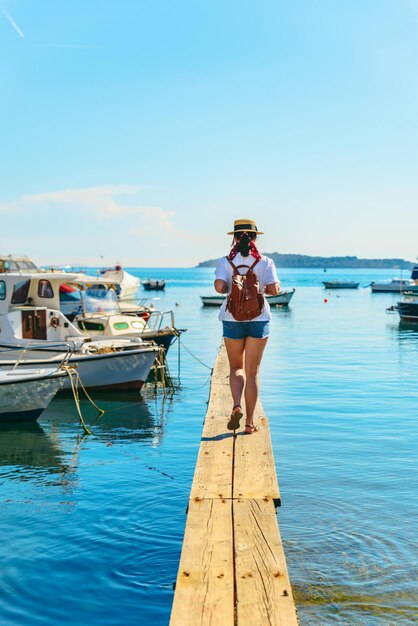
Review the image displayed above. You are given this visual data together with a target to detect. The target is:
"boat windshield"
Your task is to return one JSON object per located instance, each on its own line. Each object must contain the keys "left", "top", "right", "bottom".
{"left": 81, "top": 287, "right": 120, "bottom": 315}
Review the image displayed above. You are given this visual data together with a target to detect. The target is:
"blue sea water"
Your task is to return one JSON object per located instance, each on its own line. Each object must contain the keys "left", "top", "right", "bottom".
{"left": 1, "top": 267, "right": 417, "bottom": 625}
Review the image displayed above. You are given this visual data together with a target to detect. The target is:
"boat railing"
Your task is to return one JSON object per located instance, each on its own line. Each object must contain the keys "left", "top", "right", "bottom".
{"left": 2, "top": 342, "right": 75, "bottom": 372}
{"left": 146, "top": 310, "right": 176, "bottom": 332}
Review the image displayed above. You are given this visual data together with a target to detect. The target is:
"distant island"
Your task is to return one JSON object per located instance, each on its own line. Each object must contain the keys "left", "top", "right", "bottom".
{"left": 197, "top": 253, "right": 415, "bottom": 269}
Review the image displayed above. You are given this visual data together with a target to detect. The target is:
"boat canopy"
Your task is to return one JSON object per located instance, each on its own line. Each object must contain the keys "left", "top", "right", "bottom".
{"left": 0, "top": 255, "right": 42, "bottom": 273}
{"left": 0, "top": 272, "right": 79, "bottom": 315}
{"left": 411, "top": 266, "right": 418, "bottom": 281}
{"left": 71, "top": 273, "right": 121, "bottom": 288}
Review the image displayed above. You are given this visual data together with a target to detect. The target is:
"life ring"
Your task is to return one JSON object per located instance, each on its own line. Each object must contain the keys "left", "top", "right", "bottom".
{"left": 50, "top": 316, "right": 60, "bottom": 329}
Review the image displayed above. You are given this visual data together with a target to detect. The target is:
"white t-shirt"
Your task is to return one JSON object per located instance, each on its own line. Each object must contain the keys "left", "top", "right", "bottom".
{"left": 215, "top": 254, "right": 280, "bottom": 322}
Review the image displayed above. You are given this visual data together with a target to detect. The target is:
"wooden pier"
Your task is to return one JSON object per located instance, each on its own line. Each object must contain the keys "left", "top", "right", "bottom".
{"left": 170, "top": 344, "right": 298, "bottom": 625}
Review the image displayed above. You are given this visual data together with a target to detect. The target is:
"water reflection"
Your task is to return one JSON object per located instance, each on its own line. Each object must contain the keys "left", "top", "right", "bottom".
{"left": 271, "top": 305, "right": 293, "bottom": 319}
{"left": 388, "top": 321, "right": 418, "bottom": 348}
{"left": 0, "top": 392, "right": 172, "bottom": 491}
{"left": 44, "top": 391, "right": 169, "bottom": 446}
{"left": 0, "top": 421, "right": 72, "bottom": 481}
{"left": 398, "top": 321, "right": 418, "bottom": 336}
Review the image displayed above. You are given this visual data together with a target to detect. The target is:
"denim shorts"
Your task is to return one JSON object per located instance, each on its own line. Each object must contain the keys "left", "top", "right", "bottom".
{"left": 222, "top": 321, "right": 270, "bottom": 340}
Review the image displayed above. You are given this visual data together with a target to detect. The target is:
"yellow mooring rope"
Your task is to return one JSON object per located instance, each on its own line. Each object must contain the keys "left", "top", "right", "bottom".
{"left": 62, "top": 365, "right": 105, "bottom": 435}
{"left": 153, "top": 346, "right": 175, "bottom": 395}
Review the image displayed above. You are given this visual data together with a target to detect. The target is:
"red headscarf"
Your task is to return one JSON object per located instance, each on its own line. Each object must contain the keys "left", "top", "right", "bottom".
{"left": 227, "top": 232, "right": 262, "bottom": 262}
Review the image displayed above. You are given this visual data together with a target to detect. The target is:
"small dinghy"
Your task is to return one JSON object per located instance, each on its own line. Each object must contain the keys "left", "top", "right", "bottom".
{"left": 142, "top": 279, "right": 166, "bottom": 291}
{"left": 201, "top": 289, "right": 295, "bottom": 307}
{"left": 322, "top": 281, "right": 359, "bottom": 289}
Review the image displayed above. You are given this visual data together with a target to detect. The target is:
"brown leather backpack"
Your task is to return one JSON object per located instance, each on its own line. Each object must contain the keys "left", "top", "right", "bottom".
{"left": 226, "top": 258, "right": 264, "bottom": 321}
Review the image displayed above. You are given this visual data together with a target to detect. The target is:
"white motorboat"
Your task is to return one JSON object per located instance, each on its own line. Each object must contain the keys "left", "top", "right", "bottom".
{"left": 0, "top": 366, "right": 66, "bottom": 423}
{"left": 58, "top": 276, "right": 182, "bottom": 352}
{"left": 370, "top": 278, "right": 418, "bottom": 293}
{"left": 0, "top": 254, "right": 43, "bottom": 274}
{"left": 0, "top": 343, "right": 159, "bottom": 391}
{"left": 371, "top": 266, "right": 418, "bottom": 293}
{"left": 99, "top": 264, "right": 140, "bottom": 300}
{"left": 0, "top": 272, "right": 159, "bottom": 390}
{"left": 200, "top": 289, "right": 296, "bottom": 307}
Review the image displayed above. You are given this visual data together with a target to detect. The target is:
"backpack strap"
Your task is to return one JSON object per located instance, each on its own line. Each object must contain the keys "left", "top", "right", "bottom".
{"left": 227, "top": 257, "right": 238, "bottom": 273}
{"left": 227, "top": 256, "right": 260, "bottom": 272}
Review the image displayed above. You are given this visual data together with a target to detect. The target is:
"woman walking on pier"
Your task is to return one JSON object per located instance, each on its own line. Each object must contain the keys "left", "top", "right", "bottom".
{"left": 214, "top": 219, "right": 280, "bottom": 433}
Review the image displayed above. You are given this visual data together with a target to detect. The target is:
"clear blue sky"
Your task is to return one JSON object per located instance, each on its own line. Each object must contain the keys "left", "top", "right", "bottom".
{"left": 1, "top": 0, "right": 417, "bottom": 266}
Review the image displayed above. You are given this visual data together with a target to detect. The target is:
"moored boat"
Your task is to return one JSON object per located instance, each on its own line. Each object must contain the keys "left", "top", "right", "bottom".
{"left": 0, "top": 342, "right": 159, "bottom": 391}
{"left": 396, "top": 299, "right": 418, "bottom": 323}
{"left": 0, "top": 271, "right": 159, "bottom": 390}
{"left": 371, "top": 278, "right": 418, "bottom": 293}
{"left": 0, "top": 254, "right": 43, "bottom": 274}
{"left": 200, "top": 289, "right": 296, "bottom": 307}
{"left": 100, "top": 264, "right": 140, "bottom": 299}
{"left": 371, "top": 266, "right": 418, "bottom": 293}
{"left": 63, "top": 278, "right": 183, "bottom": 352}
{"left": 142, "top": 279, "right": 166, "bottom": 291}
{"left": 0, "top": 366, "right": 66, "bottom": 423}
{"left": 322, "top": 281, "right": 359, "bottom": 289}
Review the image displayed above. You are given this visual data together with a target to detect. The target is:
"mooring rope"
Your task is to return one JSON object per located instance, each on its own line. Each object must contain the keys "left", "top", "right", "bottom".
{"left": 62, "top": 365, "right": 105, "bottom": 435}
{"left": 152, "top": 346, "right": 176, "bottom": 395}
{"left": 177, "top": 336, "right": 213, "bottom": 371}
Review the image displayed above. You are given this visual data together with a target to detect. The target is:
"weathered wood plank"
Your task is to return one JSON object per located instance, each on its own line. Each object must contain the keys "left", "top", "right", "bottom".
{"left": 190, "top": 436, "right": 234, "bottom": 500}
{"left": 190, "top": 345, "right": 235, "bottom": 500}
{"left": 233, "top": 402, "right": 281, "bottom": 504}
{"left": 171, "top": 342, "right": 298, "bottom": 626}
{"left": 234, "top": 498, "right": 298, "bottom": 626}
{"left": 170, "top": 498, "right": 234, "bottom": 626}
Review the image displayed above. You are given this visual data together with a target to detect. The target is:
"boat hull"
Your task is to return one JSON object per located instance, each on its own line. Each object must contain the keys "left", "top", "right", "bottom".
{"left": 0, "top": 372, "right": 64, "bottom": 423}
{"left": 0, "top": 345, "right": 159, "bottom": 391}
{"left": 322, "top": 282, "right": 359, "bottom": 289}
{"left": 371, "top": 283, "right": 418, "bottom": 293}
{"left": 136, "top": 329, "right": 176, "bottom": 351}
{"left": 142, "top": 282, "right": 166, "bottom": 291}
{"left": 397, "top": 301, "right": 418, "bottom": 323}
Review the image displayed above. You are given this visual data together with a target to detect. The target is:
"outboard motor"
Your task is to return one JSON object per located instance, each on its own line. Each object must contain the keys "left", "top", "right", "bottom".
{"left": 411, "top": 266, "right": 418, "bottom": 281}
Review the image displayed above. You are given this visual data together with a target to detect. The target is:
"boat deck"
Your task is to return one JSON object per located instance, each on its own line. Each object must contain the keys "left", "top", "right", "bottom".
{"left": 170, "top": 343, "right": 298, "bottom": 625}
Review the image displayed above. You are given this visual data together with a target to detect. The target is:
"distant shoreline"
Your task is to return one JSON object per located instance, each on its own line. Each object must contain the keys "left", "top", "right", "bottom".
{"left": 197, "top": 253, "right": 415, "bottom": 269}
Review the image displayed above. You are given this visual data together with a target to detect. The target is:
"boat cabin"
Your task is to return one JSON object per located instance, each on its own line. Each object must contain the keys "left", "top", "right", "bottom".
{"left": 70, "top": 280, "right": 148, "bottom": 336}
{"left": 0, "top": 272, "right": 86, "bottom": 344}
{"left": 0, "top": 255, "right": 42, "bottom": 274}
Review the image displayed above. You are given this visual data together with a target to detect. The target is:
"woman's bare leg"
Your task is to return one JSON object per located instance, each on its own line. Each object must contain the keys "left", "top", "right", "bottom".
{"left": 243, "top": 337, "right": 268, "bottom": 426}
{"left": 224, "top": 338, "right": 245, "bottom": 411}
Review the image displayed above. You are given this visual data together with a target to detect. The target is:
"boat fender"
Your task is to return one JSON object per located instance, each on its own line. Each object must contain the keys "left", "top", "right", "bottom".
{"left": 50, "top": 316, "right": 60, "bottom": 328}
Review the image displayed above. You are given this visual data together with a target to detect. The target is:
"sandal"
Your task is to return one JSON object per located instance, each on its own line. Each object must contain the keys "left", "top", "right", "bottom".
{"left": 227, "top": 405, "right": 243, "bottom": 430}
{"left": 245, "top": 423, "right": 259, "bottom": 434}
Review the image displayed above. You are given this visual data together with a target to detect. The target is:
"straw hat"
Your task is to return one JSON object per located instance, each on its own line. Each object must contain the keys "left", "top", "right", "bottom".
{"left": 227, "top": 218, "right": 264, "bottom": 236}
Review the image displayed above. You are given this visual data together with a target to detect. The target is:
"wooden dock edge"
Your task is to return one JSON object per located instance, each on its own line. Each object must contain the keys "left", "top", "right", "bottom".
{"left": 170, "top": 344, "right": 298, "bottom": 625}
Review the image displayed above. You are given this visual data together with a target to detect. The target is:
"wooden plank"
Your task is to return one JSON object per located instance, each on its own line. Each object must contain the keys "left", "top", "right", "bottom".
{"left": 190, "top": 345, "right": 235, "bottom": 500}
{"left": 210, "top": 343, "right": 230, "bottom": 385}
{"left": 233, "top": 401, "right": 281, "bottom": 504}
{"left": 234, "top": 498, "right": 299, "bottom": 626}
{"left": 171, "top": 343, "right": 298, "bottom": 625}
{"left": 170, "top": 498, "right": 234, "bottom": 626}
{"left": 190, "top": 438, "right": 234, "bottom": 500}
